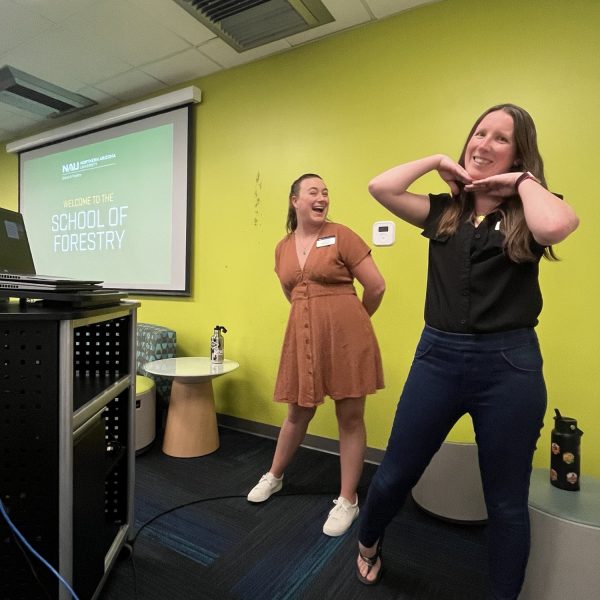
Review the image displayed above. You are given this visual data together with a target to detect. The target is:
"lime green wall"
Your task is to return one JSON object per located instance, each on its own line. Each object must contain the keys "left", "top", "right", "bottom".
{"left": 0, "top": 151, "right": 18, "bottom": 209}
{"left": 2, "top": 0, "right": 599, "bottom": 476}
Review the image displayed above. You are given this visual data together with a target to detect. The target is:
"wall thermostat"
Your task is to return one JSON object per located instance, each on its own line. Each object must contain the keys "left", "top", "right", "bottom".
{"left": 372, "top": 220, "right": 395, "bottom": 246}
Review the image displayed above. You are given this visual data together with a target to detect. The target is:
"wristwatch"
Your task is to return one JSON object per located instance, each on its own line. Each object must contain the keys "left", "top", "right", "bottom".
{"left": 515, "top": 171, "right": 541, "bottom": 191}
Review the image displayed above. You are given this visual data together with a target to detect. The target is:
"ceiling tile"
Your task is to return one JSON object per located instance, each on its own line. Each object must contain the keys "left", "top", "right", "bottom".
{"left": 141, "top": 48, "right": 221, "bottom": 85}
{"left": 0, "top": 104, "right": 40, "bottom": 130}
{"left": 93, "top": 69, "right": 165, "bottom": 101}
{"left": 197, "top": 38, "right": 292, "bottom": 70}
{"left": 1, "top": 26, "right": 132, "bottom": 90}
{"left": 365, "top": 0, "right": 437, "bottom": 19}
{"left": 127, "top": 0, "right": 217, "bottom": 46}
{"left": 61, "top": 0, "right": 191, "bottom": 67}
{"left": 0, "top": 1, "right": 55, "bottom": 55}
{"left": 11, "top": 0, "right": 98, "bottom": 23}
{"left": 75, "top": 85, "right": 122, "bottom": 106}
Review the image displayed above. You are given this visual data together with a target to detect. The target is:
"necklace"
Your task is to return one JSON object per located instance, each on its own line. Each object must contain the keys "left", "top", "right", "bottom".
{"left": 473, "top": 202, "right": 502, "bottom": 226}
{"left": 299, "top": 236, "right": 316, "bottom": 255}
{"left": 296, "top": 229, "right": 322, "bottom": 255}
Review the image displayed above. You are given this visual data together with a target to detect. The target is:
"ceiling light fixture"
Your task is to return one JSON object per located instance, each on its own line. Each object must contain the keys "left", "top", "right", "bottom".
{"left": 0, "top": 65, "right": 96, "bottom": 119}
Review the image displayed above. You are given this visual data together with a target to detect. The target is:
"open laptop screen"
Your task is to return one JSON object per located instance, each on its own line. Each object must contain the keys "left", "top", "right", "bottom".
{"left": 0, "top": 207, "right": 102, "bottom": 287}
{"left": 0, "top": 207, "right": 36, "bottom": 274}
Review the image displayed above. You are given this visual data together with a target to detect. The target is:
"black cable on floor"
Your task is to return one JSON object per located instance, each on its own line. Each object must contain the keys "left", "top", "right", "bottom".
{"left": 122, "top": 488, "right": 369, "bottom": 600}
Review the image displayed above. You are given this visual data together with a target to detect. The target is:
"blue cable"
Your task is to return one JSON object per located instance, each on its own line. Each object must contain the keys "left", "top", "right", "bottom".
{"left": 0, "top": 498, "right": 80, "bottom": 600}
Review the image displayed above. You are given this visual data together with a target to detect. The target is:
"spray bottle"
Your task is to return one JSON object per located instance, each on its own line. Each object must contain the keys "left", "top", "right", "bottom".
{"left": 210, "top": 325, "right": 227, "bottom": 364}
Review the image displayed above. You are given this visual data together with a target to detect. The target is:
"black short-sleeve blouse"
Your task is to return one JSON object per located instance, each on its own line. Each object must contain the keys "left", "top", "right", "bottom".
{"left": 422, "top": 193, "right": 544, "bottom": 333}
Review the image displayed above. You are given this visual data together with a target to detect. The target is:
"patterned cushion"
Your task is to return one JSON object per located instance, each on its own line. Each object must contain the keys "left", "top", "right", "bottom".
{"left": 136, "top": 323, "right": 176, "bottom": 405}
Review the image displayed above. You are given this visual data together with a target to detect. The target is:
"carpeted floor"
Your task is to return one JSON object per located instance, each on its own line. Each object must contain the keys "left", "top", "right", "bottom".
{"left": 98, "top": 428, "right": 488, "bottom": 600}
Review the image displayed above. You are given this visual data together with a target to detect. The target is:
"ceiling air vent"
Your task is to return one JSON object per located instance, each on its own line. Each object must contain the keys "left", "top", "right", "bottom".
{"left": 0, "top": 65, "right": 96, "bottom": 118}
{"left": 172, "top": 0, "right": 334, "bottom": 52}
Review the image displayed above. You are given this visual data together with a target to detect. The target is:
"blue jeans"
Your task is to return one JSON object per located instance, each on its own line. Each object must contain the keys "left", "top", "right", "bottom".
{"left": 359, "top": 325, "right": 547, "bottom": 600}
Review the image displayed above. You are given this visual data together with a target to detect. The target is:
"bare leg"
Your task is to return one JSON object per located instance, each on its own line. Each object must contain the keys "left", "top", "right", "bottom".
{"left": 269, "top": 404, "right": 316, "bottom": 477}
{"left": 335, "top": 396, "right": 366, "bottom": 502}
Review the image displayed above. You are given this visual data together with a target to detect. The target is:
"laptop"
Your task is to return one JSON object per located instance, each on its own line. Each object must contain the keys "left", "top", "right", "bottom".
{"left": 0, "top": 207, "right": 103, "bottom": 290}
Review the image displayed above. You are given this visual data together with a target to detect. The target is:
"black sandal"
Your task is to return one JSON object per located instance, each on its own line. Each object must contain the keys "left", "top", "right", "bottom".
{"left": 356, "top": 539, "right": 383, "bottom": 586}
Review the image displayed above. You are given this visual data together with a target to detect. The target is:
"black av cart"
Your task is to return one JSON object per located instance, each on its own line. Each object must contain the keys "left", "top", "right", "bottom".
{"left": 1, "top": 299, "right": 139, "bottom": 600}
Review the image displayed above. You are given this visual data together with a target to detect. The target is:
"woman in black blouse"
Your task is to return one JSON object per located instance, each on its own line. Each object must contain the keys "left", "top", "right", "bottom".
{"left": 355, "top": 104, "right": 579, "bottom": 599}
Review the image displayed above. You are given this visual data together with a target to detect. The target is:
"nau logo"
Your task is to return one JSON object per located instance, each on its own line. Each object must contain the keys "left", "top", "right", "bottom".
{"left": 62, "top": 162, "right": 80, "bottom": 173}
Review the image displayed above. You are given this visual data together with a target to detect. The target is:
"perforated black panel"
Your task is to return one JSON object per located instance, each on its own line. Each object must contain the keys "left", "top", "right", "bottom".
{"left": 73, "top": 316, "right": 131, "bottom": 412}
{"left": 1, "top": 319, "right": 60, "bottom": 599}
{"left": 103, "top": 390, "right": 129, "bottom": 526}
{"left": 1, "top": 308, "right": 135, "bottom": 600}
{"left": 74, "top": 316, "right": 130, "bottom": 377}
{"left": 71, "top": 315, "right": 133, "bottom": 589}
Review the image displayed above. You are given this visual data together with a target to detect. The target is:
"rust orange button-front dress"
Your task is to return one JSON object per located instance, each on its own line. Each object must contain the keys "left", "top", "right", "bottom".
{"left": 273, "top": 222, "right": 384, "bottom": 407}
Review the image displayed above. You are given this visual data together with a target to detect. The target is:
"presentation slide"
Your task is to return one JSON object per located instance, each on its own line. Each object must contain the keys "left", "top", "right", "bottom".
{"left": 19, "top": 106, "right": 191, "bottom": 294}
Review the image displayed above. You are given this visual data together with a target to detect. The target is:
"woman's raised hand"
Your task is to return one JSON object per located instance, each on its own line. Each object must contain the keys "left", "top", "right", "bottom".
{"left": 464, "top": 172, "right": 521, "bottom": 197}
{"left": 436, "top": 155, "right": 472, "bottom": 196}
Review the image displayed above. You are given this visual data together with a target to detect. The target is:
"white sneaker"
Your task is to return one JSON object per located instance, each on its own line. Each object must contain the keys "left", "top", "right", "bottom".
{"left": 247, "top": 472, "right": 283, "bottom": 503}
{"left": 322, "top": 495, "right": 359, "bottom": 537}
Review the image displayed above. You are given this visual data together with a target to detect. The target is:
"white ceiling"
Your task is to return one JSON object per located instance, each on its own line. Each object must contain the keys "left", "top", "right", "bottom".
{"left": 0, "top": 0, "right": 439, "bottom": 145}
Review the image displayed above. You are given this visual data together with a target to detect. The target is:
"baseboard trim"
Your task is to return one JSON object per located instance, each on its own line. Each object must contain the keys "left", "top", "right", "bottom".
{"left": 217, "top": 413, "right": 384, "bottom": 465}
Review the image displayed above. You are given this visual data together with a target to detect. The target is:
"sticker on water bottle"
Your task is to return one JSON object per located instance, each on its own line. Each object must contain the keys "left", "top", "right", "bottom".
{"left": 566, "top": 472, "right": 578, "bottom": 485}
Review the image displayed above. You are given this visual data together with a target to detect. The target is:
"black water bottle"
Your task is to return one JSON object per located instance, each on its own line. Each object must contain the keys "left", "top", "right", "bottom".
{"left": 550, "top": 408, "right": 583, "bottom": 491}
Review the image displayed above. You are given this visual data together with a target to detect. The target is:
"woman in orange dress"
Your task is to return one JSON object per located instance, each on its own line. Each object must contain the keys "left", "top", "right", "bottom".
{"left": 247, "top": 173, "right": 385, "bottom": 537}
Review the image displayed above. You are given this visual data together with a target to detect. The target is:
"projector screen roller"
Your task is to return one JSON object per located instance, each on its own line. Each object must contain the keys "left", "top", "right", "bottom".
{"left": 18, "top": 106, "right": 192, "bottom": 295}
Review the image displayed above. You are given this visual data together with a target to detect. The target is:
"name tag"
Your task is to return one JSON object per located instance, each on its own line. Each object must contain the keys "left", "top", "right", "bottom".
{"left": 316, "top": 235, "right": 336, "bottom": 248}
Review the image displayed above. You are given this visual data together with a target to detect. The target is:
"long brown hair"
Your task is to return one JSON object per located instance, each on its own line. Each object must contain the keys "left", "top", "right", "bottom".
{"left": 286, "top": 173, "right": 323, "bottom": 232}
{"left": 437, "top": 104, "right": 556, "bottom": 262}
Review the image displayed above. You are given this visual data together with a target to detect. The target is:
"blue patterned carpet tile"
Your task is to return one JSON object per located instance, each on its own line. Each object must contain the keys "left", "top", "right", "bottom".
{"left": 135, "top": 500, "right": 255, "bottom": 566}
{"left": 141, "top": 526, "right": 219, "bottom": 566}
{"left": 233, "top": 534, "right": 348, "bottom": 600}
